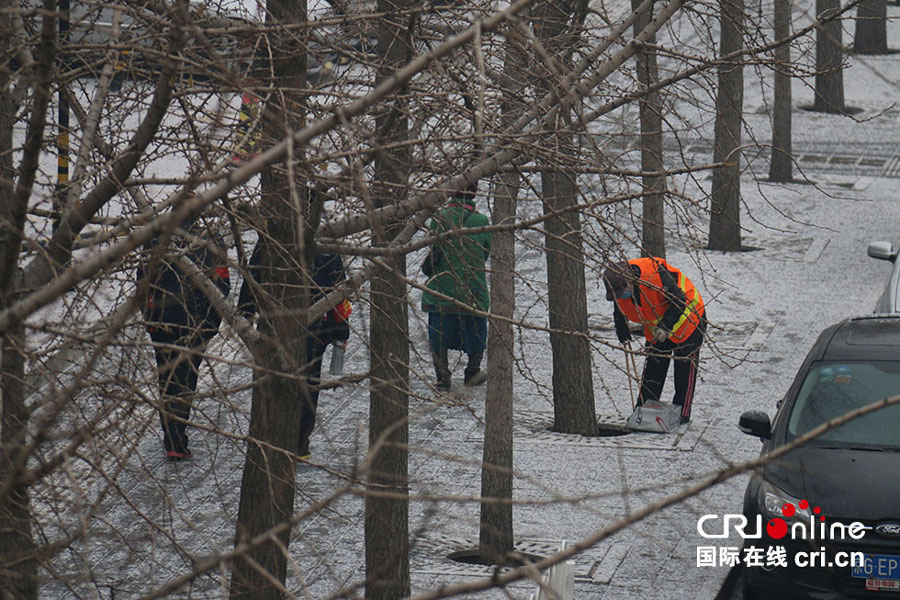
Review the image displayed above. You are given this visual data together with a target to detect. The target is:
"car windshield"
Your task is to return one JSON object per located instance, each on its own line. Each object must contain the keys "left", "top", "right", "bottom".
{"left": 787, "top": 361, "right": 900, "bottom": 449}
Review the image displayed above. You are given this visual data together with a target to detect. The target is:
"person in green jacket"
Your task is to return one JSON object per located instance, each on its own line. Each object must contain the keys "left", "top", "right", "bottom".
{"left": 421, "top": 184, "right": 491, "bottom": 390}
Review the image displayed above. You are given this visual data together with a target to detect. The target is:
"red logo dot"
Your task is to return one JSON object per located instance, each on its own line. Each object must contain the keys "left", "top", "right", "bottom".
{"left": 782, "top": 503, "right": 796, "bottom": 517}
{"left": 767, "top": 518, "right": 788, "bottom": 539}
{"left": 813, "top": 506, "right": 821, "bottom": 514}
{"left": 799, "top": 500, "right": 809, "bottom": 510}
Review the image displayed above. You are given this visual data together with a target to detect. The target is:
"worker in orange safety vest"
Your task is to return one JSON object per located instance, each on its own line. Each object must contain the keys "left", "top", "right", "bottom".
{"left": 602, "top": 257, "right": 707, "bottom": 424}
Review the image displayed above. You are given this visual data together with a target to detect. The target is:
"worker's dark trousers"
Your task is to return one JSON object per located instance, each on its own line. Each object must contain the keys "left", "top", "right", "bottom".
{"left": 637, "top": 316, "right": 706, "bottom": 421}
{"left": 149, "top": 323, "right": 218, "bottom": 454}
{"left": 298, "top": 337, "right": 329, "bottom": 457}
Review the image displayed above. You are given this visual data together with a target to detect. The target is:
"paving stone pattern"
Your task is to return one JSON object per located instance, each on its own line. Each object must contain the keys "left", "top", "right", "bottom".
{"left": 34, "top": 6, "right": 900, "bottom": 599}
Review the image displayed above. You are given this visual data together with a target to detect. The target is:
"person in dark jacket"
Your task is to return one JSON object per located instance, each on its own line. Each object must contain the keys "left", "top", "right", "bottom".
{"left": 138, "top": 224, "right": 230, "bottom": 461}
{"left": 421, "top": 185, "right": 491, "bottom": 390}
{"left": 238, "top": 242, "right": 350, "bottom": 459}
{"left": 602, "top": 257, "right": 706, "bottom": 424}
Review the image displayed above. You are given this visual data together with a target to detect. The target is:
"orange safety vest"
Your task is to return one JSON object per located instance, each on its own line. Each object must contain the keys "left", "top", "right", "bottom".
{"left": 615, "top": 257, "right": 704, "bottom": 344}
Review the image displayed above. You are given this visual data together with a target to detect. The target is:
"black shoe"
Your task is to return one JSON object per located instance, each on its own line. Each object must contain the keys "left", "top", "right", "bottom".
{"left": 433, "top": 350, "right": 451, "bottom": 391}
{"left": 464, "top": 368, "right": 487, "bottom": 386}
{"left": 680, "top": 415, "right": 691, "bottom": 425}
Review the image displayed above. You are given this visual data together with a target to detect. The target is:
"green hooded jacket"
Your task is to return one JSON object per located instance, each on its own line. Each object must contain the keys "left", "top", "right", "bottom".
{"left": 421, "top": 202, "right": 491, "bottom": 314}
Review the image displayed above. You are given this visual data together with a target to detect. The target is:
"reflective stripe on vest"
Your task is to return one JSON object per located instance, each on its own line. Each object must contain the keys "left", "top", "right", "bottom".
{"left": 615, "top": 257, "right": 704, "bottom": 344}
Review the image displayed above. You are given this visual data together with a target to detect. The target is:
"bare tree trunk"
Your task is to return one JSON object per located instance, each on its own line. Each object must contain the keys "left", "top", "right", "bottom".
{"left": 0, "top": 7, "right": 40, "bottom": 595}
{"left": 532, "top": 0, "right": 598, "bottom": 437}
{"left": 769, "top": 0, "right": 793, "bottom": 182}
{"left": 0, "top": 330, "right": 37, "bottom": 599}
{"left": 229, "top": 0, "right": 307, "bottom": 595}
{"left": 365, "top": 1, "right": 411, "bottom": 598}
{"left": 813, "top": 0, "right": 845, "bottom": 112}
{"left": 479, "top": 30, "right": 525, "bottom": 562}
{"left": 0, "top": 11, "right": 25, "bottom": 300}
{"left": 708, "top": 0, "right": 745, "bottom": 251}
{"left": 229, "top": 225, "right": 308, "bottom": 599}
{"left": 479, "top": 181, "right": 515, "bottom": 561}
{"left": 541, "top": 167, "right": 598, "bottom": 435}
{"left": 853, "top": 0, "right": 888, "bottom": 54}
{"left": 632, "top": 0, "right": 666, "bottom": 258}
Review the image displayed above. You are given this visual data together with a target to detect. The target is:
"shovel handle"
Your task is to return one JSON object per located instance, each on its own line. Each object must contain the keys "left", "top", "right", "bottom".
{"left": 624, "top": 340, "right": 637, "bottom": 410}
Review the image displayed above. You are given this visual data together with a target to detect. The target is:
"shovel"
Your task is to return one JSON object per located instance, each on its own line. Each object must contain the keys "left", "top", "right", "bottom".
{"left": 623, "top": 339, "right": 639, "bottom": 410}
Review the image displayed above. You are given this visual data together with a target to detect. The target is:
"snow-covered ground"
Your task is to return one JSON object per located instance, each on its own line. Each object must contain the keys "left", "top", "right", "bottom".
{"left": 21, "top": 0, "right": 900, "bottom": 598}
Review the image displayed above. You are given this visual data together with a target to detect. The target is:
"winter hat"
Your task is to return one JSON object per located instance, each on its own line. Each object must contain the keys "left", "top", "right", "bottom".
{"left": 602, "top": 262, "right": 634, "bottom": 301}
{"left": 455, "top": 183, "right": 478, "bottom": 202}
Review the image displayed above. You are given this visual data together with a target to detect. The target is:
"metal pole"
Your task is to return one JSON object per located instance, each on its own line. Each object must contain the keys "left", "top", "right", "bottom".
{"left": 56, "top": 0, "right": 70, "bottom": 231}
{"left": 624, "top": 340, "right": 637, "bottom": 410}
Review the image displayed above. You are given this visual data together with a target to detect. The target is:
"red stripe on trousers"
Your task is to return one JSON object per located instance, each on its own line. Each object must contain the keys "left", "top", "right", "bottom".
{"left": 682, "top": 350, "right": 698, "bottom": 418}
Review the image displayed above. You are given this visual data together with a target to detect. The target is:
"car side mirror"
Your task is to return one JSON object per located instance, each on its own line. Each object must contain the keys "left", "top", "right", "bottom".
{"left": 867, "top": 241, "right": 897, "bottom": 262}
{"left": 739, "top": 411, "right": 772, "bottom": 439}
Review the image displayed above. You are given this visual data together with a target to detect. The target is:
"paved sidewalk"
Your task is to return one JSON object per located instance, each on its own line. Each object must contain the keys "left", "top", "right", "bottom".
{"left": 267, "top": 165, "right": 900, "bottom": 600}
{"left": 39, "top": 4, "right": 900, "bottom": 599}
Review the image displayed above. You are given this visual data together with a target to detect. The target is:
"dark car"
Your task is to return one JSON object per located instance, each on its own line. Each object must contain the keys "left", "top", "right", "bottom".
{"left": 739, "top": 315, "right": 900, "bottom": 599}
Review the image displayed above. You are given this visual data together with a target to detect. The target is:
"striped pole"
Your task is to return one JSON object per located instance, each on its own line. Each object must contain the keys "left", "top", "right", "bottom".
{"left": 55, "top": 0, "right": 70, "bottom": 231}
